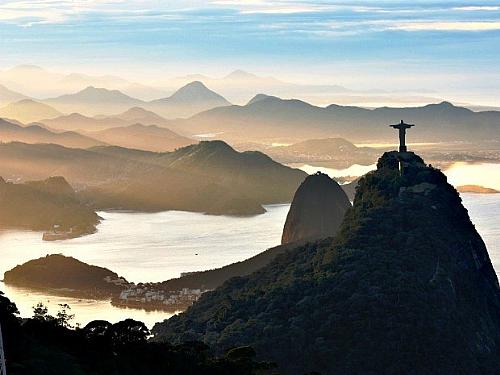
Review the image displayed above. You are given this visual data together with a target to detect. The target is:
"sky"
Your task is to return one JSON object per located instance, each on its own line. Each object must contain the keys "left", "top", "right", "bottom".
{"left": 0, "top": 0, "right": 499, "bottom": 101}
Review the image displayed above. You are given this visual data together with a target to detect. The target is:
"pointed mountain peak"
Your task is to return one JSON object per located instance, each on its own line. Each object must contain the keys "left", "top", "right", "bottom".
{"left": 122, "top": 106, "right": 153, "bottom": 115}
{"left": 169, "top": 81, "right": 230, "bottom": 104}
{"left": 79, "top": 86, "right": 112, "bottom": 94}
{"left": 116, "top": 106, "right": 168, "bottom": 124}
{"left": 428, "top": 101, "right": 455, "bottom": 108}
{"left": 438, "top": 100, "right": 454, "bottom": 107}
{"left": 64, "top": 112, "right": 89, "bottom": 119}
{"left": 247, "top": 93, "right": 279, "bottom": 105}
{"left": 172, "top": 81, "right": 209, "bottom": 95}
{"left": 54, "top": 86, "right": 139, "bottom": 102}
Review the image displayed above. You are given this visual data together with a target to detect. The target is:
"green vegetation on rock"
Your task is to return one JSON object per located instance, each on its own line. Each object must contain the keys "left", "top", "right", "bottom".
{"left": 153, "top": 151, "right": 500, "bottom": 374}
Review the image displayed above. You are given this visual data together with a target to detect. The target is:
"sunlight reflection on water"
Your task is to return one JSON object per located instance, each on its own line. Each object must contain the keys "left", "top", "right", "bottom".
{"left": 1, "top": 163, "right": 498, "bottom": 327}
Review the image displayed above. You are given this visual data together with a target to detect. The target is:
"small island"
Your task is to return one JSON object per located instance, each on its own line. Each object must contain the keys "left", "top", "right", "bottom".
{"left": 457, "top": 184, "right": 499, "bottom": 194}
{"left": 3, "top": 254, "right": 204, "bottom": 311}
{"left": 3, "top": 254, "right": 128, "bottom": 298}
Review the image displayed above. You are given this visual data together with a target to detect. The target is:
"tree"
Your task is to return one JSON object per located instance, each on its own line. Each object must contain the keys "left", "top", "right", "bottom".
{"left": 0, "top": 291, "right": 18, "bottom": 319}
{"left": 56, "top": 304, "right": 74, "bottom": 328}
{"left": 82, "top": 320, "right": 112, "bottom": 340}
{"left": 32, "top": 302, "right": 52, "bottom": 322}
{"left": 109, "top": 319, "right": 149, "bottom": 347}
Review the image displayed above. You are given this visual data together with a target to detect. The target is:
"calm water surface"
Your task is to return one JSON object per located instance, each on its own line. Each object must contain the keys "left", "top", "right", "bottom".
{"left": 0, "top": 204, "right": 290, "bottom": 327}
{"left": 1, "top": 163, "right": 499, "bottom": 327}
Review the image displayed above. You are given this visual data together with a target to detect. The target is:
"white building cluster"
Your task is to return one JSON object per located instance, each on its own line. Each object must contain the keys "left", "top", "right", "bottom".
{"left": 116, "top": 286, "right": 204, "bottom": 308}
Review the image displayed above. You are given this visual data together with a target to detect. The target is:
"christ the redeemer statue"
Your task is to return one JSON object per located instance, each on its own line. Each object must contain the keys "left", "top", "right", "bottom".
{"left": 390, "top": 120, "right": 414, "bottom": 152}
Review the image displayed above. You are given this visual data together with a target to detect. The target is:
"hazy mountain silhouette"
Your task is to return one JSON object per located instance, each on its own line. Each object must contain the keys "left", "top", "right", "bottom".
{"left": 40, "top": 82, "right": 231, "bottom": 119}
{"left": 245, "top": 93, "right": 277, "bottom": 105}
{"left": 0, "top": 84, "right": 28, "bottom": 106}
{"left": 153, "top": 151, "right": 499, "bottom": 374}
{"left": 0, "top": 176, "right": 99, "bottom": 233}
{"left": 44, "top": 86, "right": 144, "bottom": 116}
{"left": 171, "top": 70, "right": 349, "bottom": 104}
{"left": 58, "top": 73, "right": 129, "bottom": 91}
{"left": 110, "top": 106, "right": 172, "bottom": 126}
{"left": 263, "top": 137, "right": 378, "bottom": 167}
{"left": 0, "top": 99, "right": 62, "bottom": 123}
{"left": 0, "top": 65, "right": 64, "bottom": 97}
{"left": 0, "top": 140, "right": 306, "bottom": 215}
{"left": 0, "top": 118, "right": 105, "bottom": 148}
{"left": 145, "top": 81, "right": 231, "bottom": 119}
{"left": 39, "top": 108, "right": 174, "bottom": 132}
{"left": 178, "top": 96, "right": 500, "bottom": 142}
{"left": 0, "top": 64, "right": 169, "bottom": 100}
{"left": 40, "top": 112, "right": 129, "bottom": 131}
{"left": 281, "top": 172, "right": 351, "bottom": 245}
{"left": 89, "top": 124, "right": 194, "bottom": 152}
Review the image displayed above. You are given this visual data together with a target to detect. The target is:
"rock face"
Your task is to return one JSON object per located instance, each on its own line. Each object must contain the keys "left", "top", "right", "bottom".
{"left": 153, "top": 151, "right": 500, "bottom": 375}
{"left": 281, "top": 172, "right": 351, "bottom": 244}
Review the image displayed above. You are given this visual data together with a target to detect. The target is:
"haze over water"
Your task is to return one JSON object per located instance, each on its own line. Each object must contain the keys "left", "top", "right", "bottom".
{"left": 1, "top": 163, "right": 498, "bottom": 328}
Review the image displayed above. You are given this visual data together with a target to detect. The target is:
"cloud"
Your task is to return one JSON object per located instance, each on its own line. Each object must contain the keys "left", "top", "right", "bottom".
{"left": 453, "top": 6, "right": 500, "bottom": 11}
{"left": 0, "top": 0, "right": 198, "bottom": 26}
{"left": 389, "top": 21, "right": 500, "bottom": 32}
{"left": 1, "top": 0, "right": 500, "bottom": 36}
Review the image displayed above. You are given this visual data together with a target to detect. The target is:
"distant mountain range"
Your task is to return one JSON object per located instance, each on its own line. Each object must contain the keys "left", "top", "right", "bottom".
{"left": 0, "top": 65, "right": 168, "bottom": 99}
{"left": 0, "top": 84, "right": 28, "bottom": 106}
{"left": 40, "top": 112, "right": 128, "bottom": 131}
{"left": 4, "top": 93, "right": 499, "bottom": 147}
{"left": 0, "top": 77, "right": 231, "bottom": 121}
{"left": 170, "top": 69, "right": 443, "bottom": 106}
{"left": 88, "top": 124, "right": 194, "bottom": 152}
{"left": 0, "top": 99, "right": 62, "bottom": 123}
{"left": 44, "top": 86, "right": 141, "bottom": 116}
{"left": 41, "top": 107, "right": 174, "bottom": 132}
{"left": 175, "top": 96, "right": 500, "bottom": 142}
{"left": 0, "top": 140, "right": 306, "bottom": 215}
{"left": 146, "top": 81, "right": 231, "bottom": 119}
{"left": 236, "top": 137, "right": 378, "bottom": 168}
{"left": 0, "top": 117, "right": 192, "bottom": 152}
{"left": 108, "top": 106, "right": 172, "bottom": 126}
{"left": 1, "top": 66, "right": 498, "bottom": 144}
{"left": 40, "top": 81, "right": 231, "bottom": 118}
{"left": 0, "top": 118, "right": 104, "bottom": 149}
{"left": 0, "top": 65, "right": 447, "bottom": 108}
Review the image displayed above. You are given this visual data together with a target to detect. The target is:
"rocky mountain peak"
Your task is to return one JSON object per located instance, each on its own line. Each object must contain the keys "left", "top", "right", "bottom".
{"left": 154, "top": 150, "right": 500, "bottom": 374}
{"left": 281, "top": 172, "right": 351, "bottom": 244}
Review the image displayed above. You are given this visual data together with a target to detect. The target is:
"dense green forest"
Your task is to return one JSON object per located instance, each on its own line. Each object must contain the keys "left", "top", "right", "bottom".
{"left": 153, "top": 151, "right": 500, "bottom": 374}
{"left": 0, "top": 291, "right": 275, "bottom": 375}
